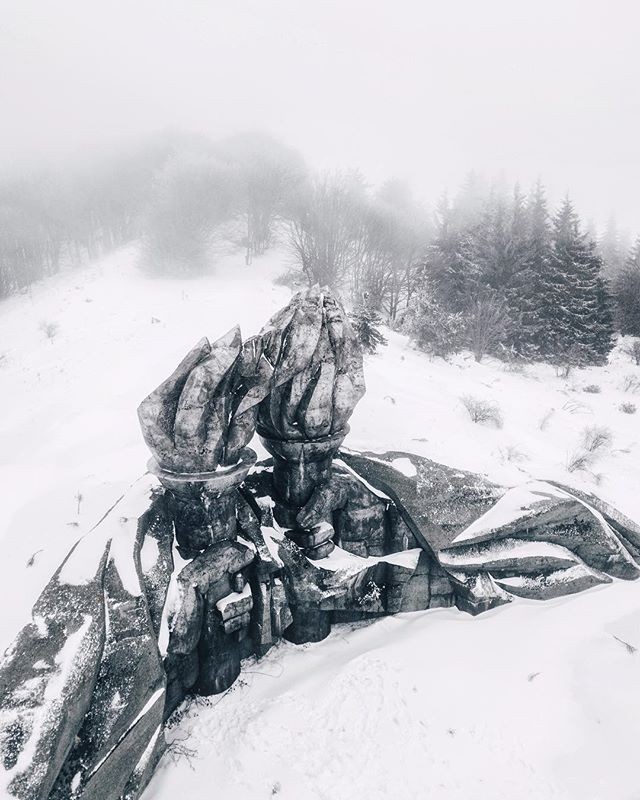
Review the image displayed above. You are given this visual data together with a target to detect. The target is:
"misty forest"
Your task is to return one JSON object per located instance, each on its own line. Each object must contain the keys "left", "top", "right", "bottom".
{"left": 2, "top": 3, "right": 640, "bottom": 800}
{"left": 2, "top": 131, "right": 639, "bottom": 369}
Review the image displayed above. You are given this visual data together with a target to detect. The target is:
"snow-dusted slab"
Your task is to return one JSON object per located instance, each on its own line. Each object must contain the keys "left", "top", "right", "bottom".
{"left": 448, "top": 480, "right": 640, "bottom": 581}
{"left": 317, "top": 544, "right": 422, "bottom": 575}
{"left": 450, "top": 481, "right": 569, "bottom": 545}
{"left": 57, "top": 473, "right": 162, "bottom": 590}
{"left": 217, "top": 583, "right": 253, "bottom": 621}
{"left": 494, "top": 563, "right": 610, "bottom": 600}
{"left": 440, "top": 537, "right": 579, "bottom": 575}
{"left": 339, "top": 449, "right": 506, "bottom": 552}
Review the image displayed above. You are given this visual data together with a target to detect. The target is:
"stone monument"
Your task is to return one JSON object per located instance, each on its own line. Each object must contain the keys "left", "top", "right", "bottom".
{"left": 2, "top": 285, "right": 640, "bottom": 800}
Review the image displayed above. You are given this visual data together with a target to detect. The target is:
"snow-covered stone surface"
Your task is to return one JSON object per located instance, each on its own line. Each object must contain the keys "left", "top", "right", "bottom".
{"left": 0, "top": 474, "right": 172, "bottom": 800}
{"left": 442, "top": 480, "right": 640, "bottom": 585}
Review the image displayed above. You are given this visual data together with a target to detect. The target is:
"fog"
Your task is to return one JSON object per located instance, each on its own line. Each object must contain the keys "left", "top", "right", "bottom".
{"left": 2, "top": 0, "right": 639, "bottom": 231}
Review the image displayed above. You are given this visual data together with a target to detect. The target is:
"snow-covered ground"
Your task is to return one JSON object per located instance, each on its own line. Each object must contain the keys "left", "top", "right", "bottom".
{"left": 146, "top": 583, "right": 640, "bottom": 800}
{"left": 1, "top": 245, "right": 639, "bottom": 799}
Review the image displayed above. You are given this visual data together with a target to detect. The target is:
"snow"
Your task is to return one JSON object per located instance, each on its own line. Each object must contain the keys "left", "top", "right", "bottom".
{"left": 237, "top": 534, "right": 257, "bottom": 554}
{"left": 334, "top": 457, "right": 392, "bottom": 500}
{"left": 496, "top": 563, "right": 601, "bottom": 589}
{"left": 158, "top": 540, "right": 191, "bottom": 657}
{"left": 87, "top": 687, "right": 165, "bottom": 782}
{"left": 32, "top": 615, "right": 48, "bottom": 638}
{"left": 347, "top": 334, "right": 640, "bottom": 525}
{"left": 390, "top": 457, "right": 417, "bottom": 477}
{"left": 56, "top": 474, "right": 157, "bottom": 593}
{"left": 1, "top": 613, "right": 94, "bottom": 794}
{"left": 319, "top": 544, "right": 421, "bottom": 574}
{"left": 451, "top": 481, "right": 567, "bottom": 543}
{"left": 146, "top": 583, "right": 640, "bottom": 800}
{"left": 132, "top": 724, "right": 162, "bottom": 780}
{"left": 140, "top": 536, "right": 160, "bottom": 574}
{"left": 440, "top": 538, "right": 577, "bottom": 567}
{"left": 2, "top": 243, "right": 640, "bottom": 799}
{"left": 260, "top": 525, "right": 286, "bottom": 567}
{"left": 346, "top": 450, "right": 418, "bottom": 478}
{"left": 216, "top": 583, "right": 252, "bottom": 613}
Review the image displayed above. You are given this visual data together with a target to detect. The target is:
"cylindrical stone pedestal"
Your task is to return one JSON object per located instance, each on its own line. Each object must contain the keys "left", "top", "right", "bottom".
{"left": 258, "top": 428, "right": 347, "bottom": 559}
{"left": 155, "top": 450, "right": 258, "bottom": 701}
{"left": 148, "top": 448, "right": 257, "bottom": 558}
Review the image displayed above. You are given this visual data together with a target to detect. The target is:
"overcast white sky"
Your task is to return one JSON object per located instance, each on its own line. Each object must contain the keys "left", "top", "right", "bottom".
{"left": 2, "top": 0, "right": 639, "bottom": 232}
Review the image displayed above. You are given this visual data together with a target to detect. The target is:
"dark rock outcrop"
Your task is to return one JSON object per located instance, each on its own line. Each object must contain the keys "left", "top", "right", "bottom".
{"left": 0, "top": 477, "right": 172, "bottom": 800}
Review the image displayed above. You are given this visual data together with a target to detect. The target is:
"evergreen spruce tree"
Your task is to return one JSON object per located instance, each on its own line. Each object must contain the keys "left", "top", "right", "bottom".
{"left": 503, "top": 184, "right": 532, "bottom": 350}
{"left": 473, "top": 195, "right": 512, "bottom": 289}
{"left": 349, "top": 302, "right": 388, "bottom": 354}
{"left": 598, "top": 216, "right": 625, "bottom": 278}
{"left": 425, "top": 197, "right": 480, "bottom": 312}
{"left": 543, "top": 197, "right": 614, "bottom": 365}
{"left": 510, "top": 180, "right": 552, "bottom": 358}
{"left": 614, "top": 238, "right": 640, "bottom": 336}
{"left": 451, "top": 171, "right": 488, "bottom": 228}
{"left": 593, "top": 266, "right": 616, "bottom": 361}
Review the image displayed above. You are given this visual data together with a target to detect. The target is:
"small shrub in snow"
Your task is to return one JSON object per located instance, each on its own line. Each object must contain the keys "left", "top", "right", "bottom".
{"left": 566, "top": 450, "right": 595, "bottom": 474}
{"left": 165, "top": 735, "right": 197, "bottom": 767}
{"left": 611, "top": 634, "right": 638, "bottom": 654}
{"left": 499, "top": 445, "right": 528, "bottom": 464}
{"left": 567, "top": 425, "right": 612, "bottom": 475}
{"left": 498, "top": 343, "right": 530, "bottom": 374}
{"left": 581, "top": 425, "right": 613, "bottom": 453}
{"left": 555, "top": 362, "right": 573, "bottom": 379}
{"left": 274, "top": 268, "right": 306, "bottom": 291}
{"left": 460, "top": 395, "right": 503, "bottom": 428}
{"left": 538, "top": 408, "right": 555, "bottom": 431}
{"left": 404, "top": 288, "right": 465, "bottom": 358}
{"left": 582, "top": 384, "right": 601, "bottom": 394}
{"left": 26, "top": 549, "right": 42, "bottom": 568}
{"left": 39, "top": 320, "right": 59, "bottom": 342}
{"left": 562, "top": 399, "right": 590, "bottom": 415}
{"left": 464, "top": 290, "right": 512, "bottom": 363}
{"left": 620, "top": 402, "right": 637, "bottom": 414}
{"left": 621, "top": 339, "right": 640, "bottom": 365}
{"left": 501, "top": 359, "right": 528, "bottom": 375}
{"left": 620, "top": 373, "right": 640, "bottom": 393}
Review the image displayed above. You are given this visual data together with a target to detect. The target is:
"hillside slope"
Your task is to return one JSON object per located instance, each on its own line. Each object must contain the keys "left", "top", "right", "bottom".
{"left": 1, "top": 245, "right": 639, "bottom": 799}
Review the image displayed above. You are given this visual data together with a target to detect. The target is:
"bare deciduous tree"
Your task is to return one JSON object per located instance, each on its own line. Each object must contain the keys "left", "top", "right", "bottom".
{"left": 285, "top": 172, "right": 366, "bottom": 288}
{"left": 141, "top": 151, "right": 235, "bottom": 274}
{"left": 464, "top": 290, "right": 511, "bottom": 362}
{"left": 216, "top": 133, "right": 307, "bottom": 263}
